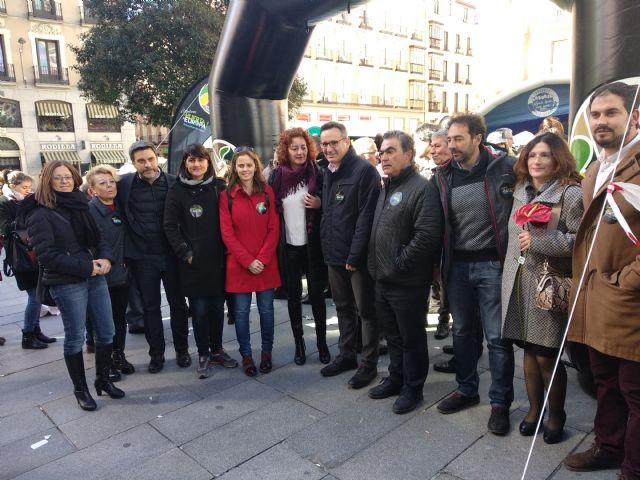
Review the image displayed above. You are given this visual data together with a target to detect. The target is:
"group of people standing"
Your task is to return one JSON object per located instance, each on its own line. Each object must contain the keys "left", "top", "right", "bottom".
{"left": 2, "top": 79, "right": 637, "bottom": 479}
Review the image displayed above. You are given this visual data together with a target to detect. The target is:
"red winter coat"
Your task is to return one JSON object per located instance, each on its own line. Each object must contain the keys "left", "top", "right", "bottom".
{"left": 220, "top": 184, "right": 281, "bottom": 293}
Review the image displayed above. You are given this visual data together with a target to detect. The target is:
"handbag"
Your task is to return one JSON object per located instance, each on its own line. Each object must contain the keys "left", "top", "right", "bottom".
{"left": 36, "top": 264, "right": 57, "bottom": 307}
{"left": 2, "top": 227, "right": 38, "bottom": 276}
{"left": 535, "top": 257, "right": 572, "bottom": 312}
{"left": 533, "top": 186, "right": 572, "bottom": 313}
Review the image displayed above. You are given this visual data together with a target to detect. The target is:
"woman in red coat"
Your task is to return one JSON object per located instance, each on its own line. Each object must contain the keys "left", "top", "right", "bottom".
{"left": 220, "top": 148, "right": 280, "bottom": 376}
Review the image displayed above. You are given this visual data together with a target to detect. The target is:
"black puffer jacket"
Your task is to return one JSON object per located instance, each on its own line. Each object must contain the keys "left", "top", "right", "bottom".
{"left": 163, "top": 176, "right": 227, "bottom": 297}
{"left": 0, "top": 195, "right": 38, "bottom": 290}
{"left": 432, "top": 145, "right": 516, "bottom": 289}
{"left": 24, "top": 196, "right": 112, "bottom": 286}
{"left": 320, "top": 148, "right": 380, "bottom": 267}
{"left": 368, "top": 165, "right": 442, "bottom": 286}
{"left": 88, "top": 197, "right": 127, "bottom": 288}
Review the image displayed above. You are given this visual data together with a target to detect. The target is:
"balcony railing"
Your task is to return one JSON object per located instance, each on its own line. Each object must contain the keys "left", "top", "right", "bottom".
{"left": 359, "top": 19, "right": 373, "bottom": 30}
{"left": 467, "top": 48, "right": 473, "bottom": 56}
{"left": 28, "top": 0, "right": 63, "bottom": 21}
{"left": 359, "top": 57, "right": 374, "bottom": 67}
{"left": 80, "top": 6, "right": 99, "bottom": 25}
{"left": 411, "top": 32, "right": 424, "bottom": 41}
{"left": 336, "top": 53, "right": 352, "bottom": 64}
{"left": 410, "top": 63, "right": 425, "bottom": 74}
{"left": 455, "top": 47, "right": 464, "bottom": 55}
{"left": 316, "top": 49, "right": 334, "bottom": 61}
{"left": 429, "top": 37, "right": 441, "bottom": 49}
{"left": 0, "top": 0, "right": 6, "bottom": 14}
{"left": 33, "top": 65, "right": 69, "bottom": 85}
{"left": 380, "top": 60, "right": 394, "bottom": 70}
{"left": 429, "top": 69, "right": 441, "bottom": 81}
{"left": 409, "top": 99, "right": 425, "bottom": 110}
{"left": 395, "top": 62, "right": 408, "bottom": 72}
{"left": 318, "top": 93, "right": 337, "bottom": 103}
{"left": 0, "top": 64, "right": 16, "bottom": 82}
{"left": 429, "top": 101, "right": 441, "bottom": 112}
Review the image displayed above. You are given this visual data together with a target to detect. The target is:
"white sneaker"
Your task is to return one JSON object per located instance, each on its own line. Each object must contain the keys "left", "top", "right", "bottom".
{"left": 48, "top": 307, "right": 60, "bottom": 315}
{"left": 39, "top": 306, "right": 50, "bottom": 318}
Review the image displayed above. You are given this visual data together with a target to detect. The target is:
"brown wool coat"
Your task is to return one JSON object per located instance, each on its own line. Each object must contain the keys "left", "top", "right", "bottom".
{"left": 568, "top": 143, "right": 640, "bottom": 362}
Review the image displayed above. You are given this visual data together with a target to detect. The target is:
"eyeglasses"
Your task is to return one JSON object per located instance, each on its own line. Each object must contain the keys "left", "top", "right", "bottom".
{"left": 234, "top": 146, "right": 255, "bottom": 154}
{"left": 52, "top": 175, "right": 73, "bottom": 182}
{"left": 320, "top": 138, "right": 345, "bottom": 150}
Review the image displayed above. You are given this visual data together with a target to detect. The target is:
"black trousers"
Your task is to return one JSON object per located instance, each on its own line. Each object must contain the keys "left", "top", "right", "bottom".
{"left": 376, "top": 282, "right": 429, "bottom": 395}
{"left": 129, "top": 254, "right": 189, "bottom": 357}
{"left": 284, "top": 244, "right": 327, "bottom": 340}
{"left": 327, "top": 264, "right": 378, "bottom": 367}
{"left": 109, "top": 285, "right": 129, "bottom": 352}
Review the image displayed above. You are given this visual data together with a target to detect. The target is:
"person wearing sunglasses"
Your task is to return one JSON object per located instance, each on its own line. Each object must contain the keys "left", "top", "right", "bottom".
{"left": 318, "top": 121, "right": 381, "bottom": 390}
{"left": 24, "top": 161, "right": 124, "bottom": 411}
{"left": 269, "top": 128, "right": 330, "bottom": 367}
{"left": 220, "top": 147, "right": 280, "bottom": 377}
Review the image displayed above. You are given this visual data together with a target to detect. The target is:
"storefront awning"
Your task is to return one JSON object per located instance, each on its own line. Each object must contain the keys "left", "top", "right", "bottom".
{"left": 35, "top": 101, "right": 72, "bottom": 117}
{"left": 41, "top": 150, "right": 82, "bottom": 164}
{"left": 91, "top": 150, "right": 128, "bottom": 164}
{"left": 86, "top": 104, "right": 119, "bottom": 119}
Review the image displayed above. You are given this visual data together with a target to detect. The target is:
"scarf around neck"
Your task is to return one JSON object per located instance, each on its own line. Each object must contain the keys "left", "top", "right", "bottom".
{"left": 271, "top": 161, "right": 318, "bottom": 234}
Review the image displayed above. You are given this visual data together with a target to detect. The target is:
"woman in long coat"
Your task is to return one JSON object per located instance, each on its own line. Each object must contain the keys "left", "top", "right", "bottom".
{"left": 501, "top": 133, "right": 583, "bottom": 444}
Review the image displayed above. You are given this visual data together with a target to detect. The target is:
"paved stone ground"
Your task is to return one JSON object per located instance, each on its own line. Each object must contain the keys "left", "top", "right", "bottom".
{"left": 0, "top": 270, "right": 616, "bottom": 480}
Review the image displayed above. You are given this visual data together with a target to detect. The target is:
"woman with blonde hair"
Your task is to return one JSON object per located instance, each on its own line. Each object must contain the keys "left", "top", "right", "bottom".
{"left": 25, "top": 161, "right": 124, "bottom": 411}
{"left": 220, "top": 147, "right": 280, "bottom": 376}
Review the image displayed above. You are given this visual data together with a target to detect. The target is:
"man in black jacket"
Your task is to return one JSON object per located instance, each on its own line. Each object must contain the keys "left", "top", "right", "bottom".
{"left": 367, "top": 131, "right": 442, "bottom": 414}
{"left": 433, "top": 114, "right": 516, "bottom": 435}
{"left": 118, "top": 141, "right": 190, "bottom": 374}
{"left": 319, "top": 122, "right": 381, "bottom": 389}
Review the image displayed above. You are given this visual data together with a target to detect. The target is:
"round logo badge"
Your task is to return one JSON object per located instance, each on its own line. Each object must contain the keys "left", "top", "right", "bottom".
{"left": 389, "top": 191, "right": 403, "bottom": 206}
{"left": 256, "top": 202, "right": 267, "bottom": 214}
{"left": 190, "top": 204, "right": 204, "bottom": 218}
{"left": 335, "top": 191, "right": 345, "bottom": 203}
{"left": 111, "top": 215, "right": 122, "bottom": 225}
{"left": 527, "top": 87, "right": 560, "bottom": 118}
{"left": 198, "top": 84, "right": 210, "bottom": 115}
{"left": 602, "top": 205, "right": 618, "bottom": 224}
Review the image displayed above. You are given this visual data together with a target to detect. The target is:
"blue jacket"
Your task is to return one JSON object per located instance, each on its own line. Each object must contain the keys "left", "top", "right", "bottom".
{"left": 88, "top": 197, "right": 128, "bottom": 288}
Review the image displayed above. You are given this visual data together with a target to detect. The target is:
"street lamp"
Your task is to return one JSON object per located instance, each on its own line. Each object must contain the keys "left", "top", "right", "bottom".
{"left": 17, "top": 37, "right": 27, "bottom": 88}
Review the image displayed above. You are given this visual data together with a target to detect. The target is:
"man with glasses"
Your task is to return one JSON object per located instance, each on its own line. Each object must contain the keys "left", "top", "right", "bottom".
{"left": 319, "top": 121, "right": 381, "bottom": 389}
{"left": 118, "top": 140, "right": 190, "bottom": 374}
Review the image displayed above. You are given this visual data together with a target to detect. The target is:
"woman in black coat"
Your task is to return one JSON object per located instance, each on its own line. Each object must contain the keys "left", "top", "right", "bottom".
{"left": 25, "top": 160, "right": 124, "bottom": 411}
{"left": 164, "top": 143, "right": 237, "bottom": 379}
{"left": 0, "top": 170, "right": 56, "bottom": 349}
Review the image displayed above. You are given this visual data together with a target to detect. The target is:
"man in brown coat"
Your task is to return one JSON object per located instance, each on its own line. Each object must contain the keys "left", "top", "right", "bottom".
{"left": 564, "top": 81, "right": 640, "bottom": 480}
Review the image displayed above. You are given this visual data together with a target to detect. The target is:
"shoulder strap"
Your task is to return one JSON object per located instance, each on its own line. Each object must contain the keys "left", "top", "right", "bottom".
{"left": 226, "top": 189, "right": 232, "bottom": 213}
{"left": 546, "top": 185, "right": 570, "bottom": 231}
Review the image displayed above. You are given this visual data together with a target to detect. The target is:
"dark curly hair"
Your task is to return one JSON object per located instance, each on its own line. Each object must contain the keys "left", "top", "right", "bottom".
{"left": 276, "top": 127, "right": 318, "bottom": 168}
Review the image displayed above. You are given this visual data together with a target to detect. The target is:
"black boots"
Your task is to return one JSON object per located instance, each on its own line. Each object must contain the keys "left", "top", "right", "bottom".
{"left": 112, "top": 349, "right": 135, "bottom": 375}
{"left": 22, "top": 329, "right": 48, "bottom": 349}
{"left": 317, "top": 337, "right": 331, "bottom": 364}
{"left": 34, "top": 326, "right": 57, "bottom": 344}
{"left": 94, "top": 344, "right": 125, "bottom": 399}
{"left": 64, "top": 351, "right": 97, "bottom": 411}
{"left": 294, "top": 335, "right": 306, "bottom": 365}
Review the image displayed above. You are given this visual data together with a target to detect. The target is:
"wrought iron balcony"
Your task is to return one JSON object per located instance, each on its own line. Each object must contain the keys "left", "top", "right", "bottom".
{"left": 0, "top": 64, "right": 16, "bottom": 82}
{"left": 33, "top": 65, "right": 69, "bottom": 85}
{"left": 28, "top": 0, "right": 63, "bottom": 21}
{"left": 429, "top": 69, "right": 441, "bottom": 81}
{"left": 409, "top": 99, "right": 425, "bottom": 110}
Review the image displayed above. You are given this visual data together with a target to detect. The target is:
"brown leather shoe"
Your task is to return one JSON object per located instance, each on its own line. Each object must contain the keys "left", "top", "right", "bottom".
{"left": 564, "top": 444, "right": 623, "bottom": 472}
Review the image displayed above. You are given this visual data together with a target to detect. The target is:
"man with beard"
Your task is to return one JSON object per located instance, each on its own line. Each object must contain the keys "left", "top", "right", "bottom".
{"left": 118, "top": 141, "right": 190, "bottom": 373}
{"left": 433, "top": 114, "right": 516, "bottom": 436}
{"left": 564, "top": 81, "right": 640, "bottom": 480}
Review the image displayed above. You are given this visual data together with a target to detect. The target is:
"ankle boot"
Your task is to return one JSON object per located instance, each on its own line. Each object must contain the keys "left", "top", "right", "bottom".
{"left": 259, "top": 351, "right": 272, "bottom": 373}
{"left": 34, "top": 326, "right": 57, "bottom": 344}
{"left": 112, "top": 349, "right": 135, "bottom": 375}
{"left": 64, "top": 351, "right": 97, "bottom": 411}
{"left": 22, "top": 329, "right": 48, "bottom": 349}
{"left": 294, "top": 336, "right": 306, "bottom": 365}
{"left": 317, "top": 337, "right": 331, "bottom": 364}
{"left": 94, "top": 344, "right": 125, "bottom": 399}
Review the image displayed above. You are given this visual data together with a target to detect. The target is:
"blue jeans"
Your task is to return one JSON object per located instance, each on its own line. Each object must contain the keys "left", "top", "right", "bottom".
{"left": 233, "top": 289, "right": 275, "bottom": 358}
{"left": 448, "top": 260, "right": 514, "bottom": 407}
{"left": 189, "top": 295, "right": 225, "bottom": 356}
{"left": 23, "top": 287, "right": 42, "bottom": 333}
{"left": 50, "top": 276, "right": 115, "bottom": 355}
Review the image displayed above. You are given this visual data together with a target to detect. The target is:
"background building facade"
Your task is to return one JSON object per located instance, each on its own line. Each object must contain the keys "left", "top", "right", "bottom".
{"left": 0, "top": 0, "right": 134, "bottom": 176}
